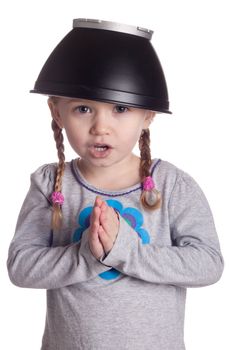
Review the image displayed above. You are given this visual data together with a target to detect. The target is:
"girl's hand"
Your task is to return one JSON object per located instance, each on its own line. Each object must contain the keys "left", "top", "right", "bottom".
{"left": 88, "top": 199, "right": 105, "bottom": 260}
{"left": 98, "top": 200, "right": 119, "bottom": 255}
{"left": 88, "top": 197, "right": 119, "bottom": 260}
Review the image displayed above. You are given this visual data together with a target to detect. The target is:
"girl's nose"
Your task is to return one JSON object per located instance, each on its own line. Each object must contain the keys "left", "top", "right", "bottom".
{"left": 90, "top": 111, "right": 110, "bottom": 135}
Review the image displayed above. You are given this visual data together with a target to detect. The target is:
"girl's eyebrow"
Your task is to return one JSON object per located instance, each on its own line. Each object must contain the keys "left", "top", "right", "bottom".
{"left": 65, "top": 99, "right": 131, "bottom": 109}
{"left": 66, "top": 98, "right": 87, "bottom": 104}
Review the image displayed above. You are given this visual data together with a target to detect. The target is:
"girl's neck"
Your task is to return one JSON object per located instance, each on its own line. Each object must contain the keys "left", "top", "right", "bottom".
{"left": 76, "top": 155, "right": 142, "bottom": 191}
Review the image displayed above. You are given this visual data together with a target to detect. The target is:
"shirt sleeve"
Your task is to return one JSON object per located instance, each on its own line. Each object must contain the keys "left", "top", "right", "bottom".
{"left": 7, "top": 165, "right": 110, "bottom": 290}
{"left": 99, "top": 171, "right": 224, "bottom": 288}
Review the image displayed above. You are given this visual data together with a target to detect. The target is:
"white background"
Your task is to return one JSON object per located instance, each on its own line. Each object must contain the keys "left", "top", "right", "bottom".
{"left": 1, "top": 0, "right": 229, "bottom": 349}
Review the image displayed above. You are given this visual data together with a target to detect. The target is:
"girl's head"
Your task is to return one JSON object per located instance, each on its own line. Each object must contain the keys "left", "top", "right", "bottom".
{"left": 48, "top": 96, "right": 155, "bottom": 166}
{"left": 30, "top": 19, "right": 171, "bottom": 230}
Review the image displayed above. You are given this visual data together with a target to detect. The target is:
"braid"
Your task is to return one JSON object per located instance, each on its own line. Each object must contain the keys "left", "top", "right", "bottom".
{"left": 51, "top": 118, "right": 65, "bottom": 231}
{"left": 139, "top": 129, "right": 152, "bottom": 181}
{"left": 139, "top": 129, "right": 161, "bottom": 210}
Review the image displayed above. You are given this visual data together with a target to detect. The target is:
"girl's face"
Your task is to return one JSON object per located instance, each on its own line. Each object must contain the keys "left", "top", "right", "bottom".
{"left": 48, "top": 97, "right": 155, "bottom": 170}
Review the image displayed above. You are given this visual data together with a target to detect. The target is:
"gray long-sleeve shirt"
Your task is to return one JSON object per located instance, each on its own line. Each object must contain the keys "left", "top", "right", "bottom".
{"left": 7, "top": 158, "right": 224, "bottom": 350}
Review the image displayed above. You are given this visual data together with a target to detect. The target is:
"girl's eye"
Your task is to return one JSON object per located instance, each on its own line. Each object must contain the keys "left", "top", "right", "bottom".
{"left": 75, "top": 105, "right": 90, "bottom": 113}
{"left": 115, "top": 105, "right": 129, "bottom": 113}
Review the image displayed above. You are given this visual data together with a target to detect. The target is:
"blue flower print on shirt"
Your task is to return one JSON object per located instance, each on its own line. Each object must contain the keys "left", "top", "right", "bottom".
{"left": 72, "top": 199, "right": 150, "bottom": 280}
{"left": 73, "top": 206, "right": 92, "bottom": 242}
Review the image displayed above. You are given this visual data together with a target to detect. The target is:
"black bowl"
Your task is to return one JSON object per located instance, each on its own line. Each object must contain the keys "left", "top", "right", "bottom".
{"left": 30, "top": 19, "right": 171, "bottom": 114}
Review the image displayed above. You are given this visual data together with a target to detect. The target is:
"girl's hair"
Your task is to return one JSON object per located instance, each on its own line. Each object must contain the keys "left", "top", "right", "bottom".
{"left": 139, "top": 129, "right": 162, "bottom": 210}
{"left": 50, "top": 100, "right": 65, "bottom": 231}
{"left": 49, "top": 97, "right": 161, "bottom": 231}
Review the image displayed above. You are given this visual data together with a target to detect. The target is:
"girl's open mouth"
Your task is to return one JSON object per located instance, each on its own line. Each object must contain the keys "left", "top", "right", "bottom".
{"left": 94, "top": 145, "right": 109, "bottom": 152}
{"left": 89, "top": 144, "right": 112, "bottom": 158}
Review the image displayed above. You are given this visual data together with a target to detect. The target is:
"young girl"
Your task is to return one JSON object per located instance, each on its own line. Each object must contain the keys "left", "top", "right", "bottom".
{"left": 7, "top": 19, "right": 224, "bottom": 350}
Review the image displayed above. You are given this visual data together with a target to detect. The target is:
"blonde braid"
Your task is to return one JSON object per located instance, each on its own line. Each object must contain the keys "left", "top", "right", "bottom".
{"left": 139, "top": 129, "right": 152, "bottom": 181}
{"left": 139, "top": 129, "right": 161, "bottom": 210}
{"left": 51, "top": 118, "right": 65, "bottom": 231}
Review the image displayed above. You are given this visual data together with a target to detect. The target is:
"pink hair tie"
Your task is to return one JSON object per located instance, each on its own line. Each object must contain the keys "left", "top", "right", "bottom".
{"left": 143, "top": 176, "right": 155, "bottom": 191}
{"left": 51, "top": 191, "right": 64, "bottom": 205}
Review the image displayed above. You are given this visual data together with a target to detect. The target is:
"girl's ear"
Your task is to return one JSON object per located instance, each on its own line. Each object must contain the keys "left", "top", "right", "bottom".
{"left": 143, "top": 110, "right": 156, "bottom": 128}
{"left": 47, "top": 98, "right": 64, "bottom": 129}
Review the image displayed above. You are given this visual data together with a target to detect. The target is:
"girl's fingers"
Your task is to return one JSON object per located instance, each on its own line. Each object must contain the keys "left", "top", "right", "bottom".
{"left": 88, "top": 206, "right": 106, "bottom": 259}
{"left": 100, "top": 202, "right": 109, "bottom": 231}
{"left": 91, "top": 221, "right": 99, "bottom": 240}
{"left": 101, "top": 200, "right": 107, "bottom": 209}
{"left": 95, "top": 196, "right": 103, "bottom": 208}
{"left": 90, "top": 205, "right": 100, "bottom": 223}
{"left": 100, "top": 204, "right": 114, "bottom": 232}
{"left": 89, "top": 206, "right": 100, "bottom": 237}
{"left": 98, "top": 225, "right": 112, "bottom": 253}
